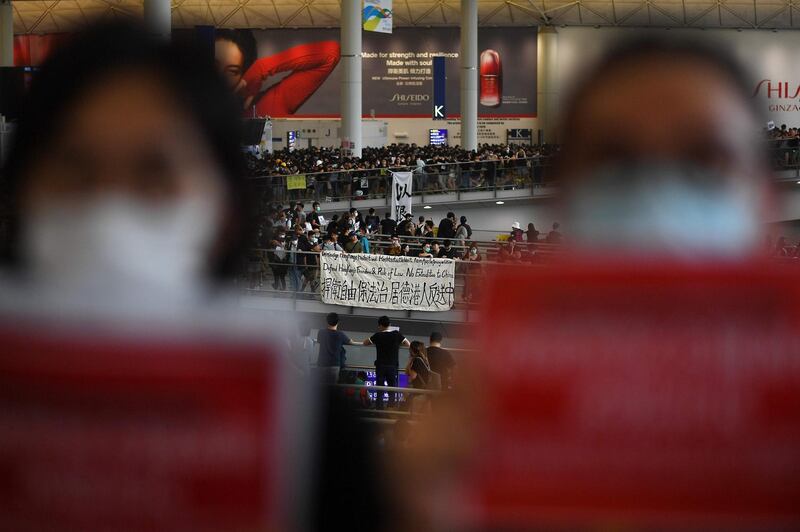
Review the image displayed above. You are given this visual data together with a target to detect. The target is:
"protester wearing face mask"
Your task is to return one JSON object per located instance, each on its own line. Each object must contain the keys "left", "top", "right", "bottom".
{"left": 0, "top": 24, "right": 247, "bottom": 308}
{"left": 308, "top": 201, "right": 322, "bottom": 230}
{"left": 418, "top": 242, "right": 434, "bottom": 258}
{"left": 556, "top": 38, "right": 769, "bottom": 259}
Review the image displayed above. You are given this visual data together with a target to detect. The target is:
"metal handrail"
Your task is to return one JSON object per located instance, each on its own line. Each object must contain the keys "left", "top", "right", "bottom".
{"left": 332, "top": 383, "right": 441, "bottom": 395}
{"left": 245, "top": 156, "right": 555, "bottom": 205}
{"left": 246, "top": 155, "right": 552, "bottom": 181}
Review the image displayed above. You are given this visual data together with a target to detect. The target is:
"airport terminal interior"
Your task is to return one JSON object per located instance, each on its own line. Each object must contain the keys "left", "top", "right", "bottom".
{"left": 1, "top": 1, "right": 800, "bottom": 530}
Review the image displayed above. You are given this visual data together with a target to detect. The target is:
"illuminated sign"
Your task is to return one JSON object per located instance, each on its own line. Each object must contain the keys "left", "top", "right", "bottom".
{"left": 429, "top": 128, "right": 448, "bottom": 146}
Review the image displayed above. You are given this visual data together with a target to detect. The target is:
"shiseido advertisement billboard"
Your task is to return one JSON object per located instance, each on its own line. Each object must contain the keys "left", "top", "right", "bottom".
{"left": 219, "top": 27, "right": 537, "bottom": 118}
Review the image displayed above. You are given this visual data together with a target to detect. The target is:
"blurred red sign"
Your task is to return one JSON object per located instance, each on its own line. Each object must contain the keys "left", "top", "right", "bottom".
{"left": 466, "top": 261, "right": 800, "bottom": 529}
{"left": 0, "top": 322, "right": 283, "bottom": 532}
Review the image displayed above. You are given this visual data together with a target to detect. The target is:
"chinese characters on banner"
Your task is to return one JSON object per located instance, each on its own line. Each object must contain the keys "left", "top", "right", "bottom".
{"left": 363, "top": 0, "right": 393, "bottom": 34}
{"left": 391, "top": 171, "right": 413, "bottom": 220}
{"left": 320, "top": 251, "right": 455, "bottom": 311}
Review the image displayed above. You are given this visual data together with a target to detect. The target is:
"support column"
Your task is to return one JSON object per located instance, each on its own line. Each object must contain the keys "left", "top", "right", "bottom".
{"left": 0, "top": 0, "right": 13, "bottom": 67}
{"left": 460, "top": 0, "right": 478, "bottom": 151}
{"left": 143, "top": 0, "right": 171, "bottom": 41}
{"left": 340, "top": 0, "right": 362, "bottom": 158}
{"left": 536, "top": 26, "right": 559, "bottom": 144}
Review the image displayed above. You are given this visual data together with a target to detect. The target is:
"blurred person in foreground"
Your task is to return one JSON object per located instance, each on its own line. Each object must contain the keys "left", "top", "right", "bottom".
{"left": 557, "top": 37, "right": 769, "bottom": 258}
{"left": 0, "top": 23, "right": 390, "bottom": 532}
{"left": 0, "top": 25, "right": 246, "bottom": 307}
{"left": 384, "top": 37, "right": 778, "bottom": 532}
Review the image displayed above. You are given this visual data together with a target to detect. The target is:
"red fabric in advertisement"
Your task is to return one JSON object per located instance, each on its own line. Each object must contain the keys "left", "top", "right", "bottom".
{"left": 240, "top": 41, "right": 340, "bottom": 117}
{"left": 465, "top": 261, "right": 800, "bottom": 529}
{"left": 0, "top": 322, "right": 282, "bottom": 532}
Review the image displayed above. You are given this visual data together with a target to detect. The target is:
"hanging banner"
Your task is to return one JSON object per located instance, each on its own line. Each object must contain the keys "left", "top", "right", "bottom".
{"left": 363, "top": 0, "right": 393, "bottom": 34}
{"left": 320, "top": 251, "right": 455, "bottom": 311}
{"left": 391, "top": 171, "right": 413, "bottom": 220}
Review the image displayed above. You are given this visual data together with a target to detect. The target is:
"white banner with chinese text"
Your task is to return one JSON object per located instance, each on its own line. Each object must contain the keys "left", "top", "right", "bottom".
{"left": 320, "top": 251, "right": 455, "bottom": 311}
{"left": 391, "top": 171, "right": 413, "bottom": 220}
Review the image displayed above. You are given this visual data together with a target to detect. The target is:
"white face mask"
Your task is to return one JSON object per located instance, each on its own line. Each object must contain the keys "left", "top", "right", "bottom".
{"left": 22, "top": 195, "right": 219, "bottom": 300}
{"left": 567, "top": 164, "right": 761, "bottom": 259}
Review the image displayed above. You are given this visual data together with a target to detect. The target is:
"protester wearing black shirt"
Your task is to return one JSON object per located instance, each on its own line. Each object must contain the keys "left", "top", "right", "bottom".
{"left": 396, "top": 215, "right": 414, "bottom": 237}
{"left": 308, "top": 201, "right": 322, "bottom": 229}
{"left": 363, "top": 316, "right": 410, "bottom": 409}
{"left": 459, "top": 216, "right": 472, "bottom": 239}
{"left": 298, "top": 231, "right": 321, "bottom": 291}
{"left": 326, "top": 215, "right": 339, "bottom": 237}
{"left": 379, "top": 212, "right": 397, "bottom": 236}
{"left": 437, "top": 239, "right": 459, "bottom": 259}
{"left": 437, "top": 212, "right": 456, "bottom": 239}
{"left": 427, "top": 332, "right": 455, "bottom": 390}
{"left": 365, "top": 208, "right": 381, "bottom": 233}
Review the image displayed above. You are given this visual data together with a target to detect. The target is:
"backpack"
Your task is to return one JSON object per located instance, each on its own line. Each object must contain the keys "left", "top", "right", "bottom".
{"left": 418, "top": 356, "right": 442, "bottom": 390}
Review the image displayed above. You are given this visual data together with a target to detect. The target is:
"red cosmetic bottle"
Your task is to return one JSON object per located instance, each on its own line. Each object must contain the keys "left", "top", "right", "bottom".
{"left": 479, "top": 49, "right": 502, "bottom": 107}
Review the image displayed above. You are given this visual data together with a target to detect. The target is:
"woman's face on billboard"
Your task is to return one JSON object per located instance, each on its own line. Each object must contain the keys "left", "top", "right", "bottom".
{"left": 215, "top": 38, "right": 244, "bottom": 89}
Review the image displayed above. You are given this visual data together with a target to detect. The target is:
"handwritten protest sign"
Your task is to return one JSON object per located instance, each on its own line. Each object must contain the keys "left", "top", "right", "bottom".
{"left": 286, "top": 175, "right": 306, "bottom": 190}
{"left": 320, "top": 251, "right": 455, "bottom": 311}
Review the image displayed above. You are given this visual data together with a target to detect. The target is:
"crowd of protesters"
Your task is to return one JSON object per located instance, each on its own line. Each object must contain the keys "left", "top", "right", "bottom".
{"left": 246, "top": 142, "right": 557, "bottom": 201}
{"left": 766, "top": 124, "right": 800, "bottom": 168}
{"left": 244, "top": 201, "right": 563, "bottom": 300}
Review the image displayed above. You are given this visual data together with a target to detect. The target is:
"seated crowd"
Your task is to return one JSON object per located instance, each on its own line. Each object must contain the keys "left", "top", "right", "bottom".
{"left": 245, "top": 142, "right": 556, "bottom": 201}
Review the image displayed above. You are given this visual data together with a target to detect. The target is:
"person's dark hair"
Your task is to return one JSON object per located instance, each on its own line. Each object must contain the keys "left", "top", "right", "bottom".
{"left": 430, "top": 331, "right": 443, "bottom": 343}
{"left": 561, "top": 35, "right": 759, "bottom": 137}
{"left": 0, "top": 22, "right": 246, "bottom": 279}
{"left": 326, "top": 312, "right": 339, "bottom": 326}
{"left": 410, "top": 340, "right": 427, "bottom": 360}
{"left": 460, "top": 215, "right": 467, "bottom": 224}
{"left": 214, "top": 28, "right": 258, "bottom": 73}
{"left": 443, "top": 239, "right": 451, "bottom": 247}
{"left": 447, "top": 211, "right": 455, "bottom": 219}
{"left": 378, "top": 315, "right": 391, "bottom": 328}
{"left": 369, "top": 208, "right": 375, "bottom": 214}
